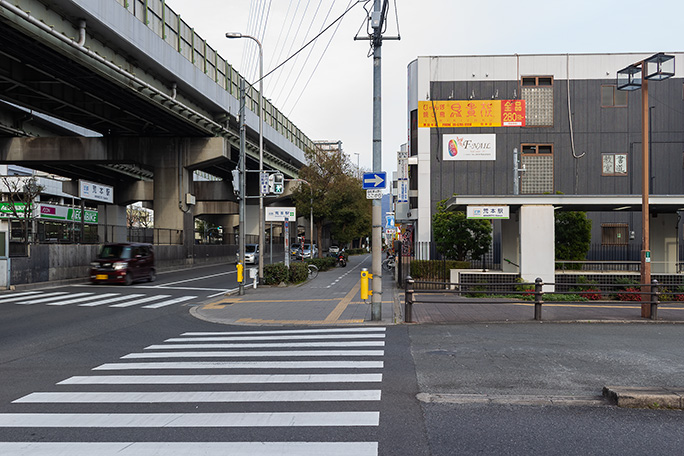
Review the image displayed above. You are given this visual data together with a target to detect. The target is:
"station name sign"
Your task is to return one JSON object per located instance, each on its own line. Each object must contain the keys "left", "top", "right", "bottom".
{"left": 467, "top": 205, "right": 509, "bottom": 220}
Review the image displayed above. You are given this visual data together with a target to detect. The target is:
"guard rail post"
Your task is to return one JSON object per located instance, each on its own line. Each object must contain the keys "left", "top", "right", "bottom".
{"left": 405, "top": 275, "right": 414, "bottom": 323}
{"left": 650, "top": 279, "right": 659, "bottom": 320}
{"left": 534, "top": 277, "right": 543, "bottom": 321}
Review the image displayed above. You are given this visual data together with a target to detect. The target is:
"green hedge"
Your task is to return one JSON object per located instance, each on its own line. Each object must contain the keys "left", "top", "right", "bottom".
{"left": 409, "top": 259, "right": 470, "bottom": 280}
{"left": 263, "top": 258, "right": 336, "bottom": 285}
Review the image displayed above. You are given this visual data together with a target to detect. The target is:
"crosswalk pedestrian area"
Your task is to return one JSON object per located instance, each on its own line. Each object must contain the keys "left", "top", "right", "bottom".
{"left": 0, "top": 327, "right": 386, "bottom": 455}
{"left": 0, "top": 290, "right": 197, "bottom": 309}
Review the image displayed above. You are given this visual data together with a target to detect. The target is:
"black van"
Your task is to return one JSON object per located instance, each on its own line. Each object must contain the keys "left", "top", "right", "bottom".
{"left": 90, "top": 243, "right": 156, "bottom": 285}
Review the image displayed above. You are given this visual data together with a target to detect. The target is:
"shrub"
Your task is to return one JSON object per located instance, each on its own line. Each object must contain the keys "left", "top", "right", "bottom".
{"left": 618, "top": 287, "right": 642, "bottom": 301}
{"left": 288, "top": 262, "right": 309, "bottom": 284}
{"left": 308, "top": 256, "right": 336, "bottom": 271}
{"left": 410, "top": 260, "right": 470, "bottom": 280}
{"left": 675, "top": 286, "right": 684, "bottom": 302}
{"left": 263, "top": 263, "right": 289, "bottom": 285}
{"left": 580, "top": 288, "right": 602, "bottom": 301}
{"left": 346, "top": 248, "right": 367, "bottom": 256}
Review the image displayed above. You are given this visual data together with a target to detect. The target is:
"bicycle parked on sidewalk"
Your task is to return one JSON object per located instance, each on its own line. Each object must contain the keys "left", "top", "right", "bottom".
{"left": 307, "top": 263, "right": 319, "bottom": 279}
{"left": 382, "top": 254, "right": 396, "bottom": 271}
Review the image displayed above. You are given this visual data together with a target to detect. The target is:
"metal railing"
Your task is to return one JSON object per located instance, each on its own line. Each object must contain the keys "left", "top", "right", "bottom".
{"left": 404, "top": 276, "right": 668, "bottom": 323}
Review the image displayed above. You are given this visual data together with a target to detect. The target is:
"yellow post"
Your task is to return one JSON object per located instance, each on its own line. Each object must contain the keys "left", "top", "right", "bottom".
{"left": 360, "top": 268, "right": 373, "bottom": 300}
{"left": 237, "top": 262, "right": 244, "bottom": 283}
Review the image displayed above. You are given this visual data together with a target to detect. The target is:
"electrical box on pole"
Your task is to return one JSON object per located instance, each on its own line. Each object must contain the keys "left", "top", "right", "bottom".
{"left": 231, "top": 169, "right": 240, "bottom": 198}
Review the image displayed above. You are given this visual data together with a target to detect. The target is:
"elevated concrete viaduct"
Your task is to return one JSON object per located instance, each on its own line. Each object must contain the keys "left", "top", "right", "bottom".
{"left": 0, "top": 0, "right": 312, "bottom": 284}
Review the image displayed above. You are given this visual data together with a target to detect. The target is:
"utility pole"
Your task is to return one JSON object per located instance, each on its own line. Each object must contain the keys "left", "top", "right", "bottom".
{"left": 356, "top": 0, "right": 399, "bottom": 321}
{"left": 238, "top": 79, "right": 246, "bottom": 296}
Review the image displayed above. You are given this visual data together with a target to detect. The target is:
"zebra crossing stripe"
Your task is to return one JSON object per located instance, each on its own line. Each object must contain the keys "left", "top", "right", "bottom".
{"left": 122, "top": 350, "right": 385, "bottom": 358}
{"left": 165, "top": 334, "right": 386, "bottom": 342}
{"left": 0, "top": 411, "right": 380, "bottom": 427}
{"left": 93, "top": 360, "right": 384, "bottom": 370}
{"left": 144, "top": 341, "right": 386, "bottom": 349}
{"left": 79, "top": 294, "right": 145, "bottom": 307}
{"left": 18, "top": 292, "right": 93, "bottom": 305}
{"left": 14, "top": 292, "right": 70, "bottom": 304}
{"left": 14, "top": 390, "right": 382, "bottom": 403}
{"left": 141, "top": 295, "right": 197, "bottom": 309}
{"left": 109, "top": 295, "right": 171, "bottom": 308}
{"left": 0, "top": 291, "right": 41, "bottom": 302}
{"left": 58, "top": 373, "right": 383, "bottom": 385}
{"left": 182, "top": 328, "right": 387, "bottom": 336}
{"left": 47, "top": 293, "right": 119, "bottom": 306}
{"left": 0, "top": 442, "right": 378, "bottom": 455}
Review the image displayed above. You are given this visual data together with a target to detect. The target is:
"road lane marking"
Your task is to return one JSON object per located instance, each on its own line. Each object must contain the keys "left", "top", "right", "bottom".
{"left": 144, "top": 341, "right": 386, "bottom": 349}
{"left": 164, "top": 334, "right": 386, "bottom": 342}
{"left": 79, "top": 294, "right": 145, "bottom": 306}
{"left": 109, "top": 295, "right": 171, "bottom": 308}
{"left": 122, "top": 350, "right": 385, "bottom": 358}
{"left": 0, "top": 291, "right": 41, "bottom": 302}
{"left": 325, "top": 280, "right": 362, "bottom": 323}
{"left": 47, "top": 293, "right": 118, "bottom": 306}
{"left": 14, "top": 292, "right": 70, "bottom": 304}
{"left": 182, "top": 327, "right": 386, "bottom": 336}
{"left": 58, "top": 373, "right": 383, "bottom": 385}
{"left": 141, "top": 295, "right": 197, "bottom": 308}
{"left": 14, "top": 390, "right": 382, "bottom": 403}
{"left": 0, "top": 442, "right": 378, "bottom": 455}
{"left": 92, "top": 361, "right": 384, "bottom": 370}
{"left": 0, "top": 411, "right": 380, "bottom": 427}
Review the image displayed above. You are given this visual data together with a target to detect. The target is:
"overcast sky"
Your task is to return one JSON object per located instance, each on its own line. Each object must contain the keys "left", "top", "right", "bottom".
{"left": 167, "top": 0, "right": 683, "bottom": 178}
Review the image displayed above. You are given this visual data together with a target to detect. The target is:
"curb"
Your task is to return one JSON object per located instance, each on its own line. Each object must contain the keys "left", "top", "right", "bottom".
{"left": 603, "top": 386, "right": 684, "bottom": 409}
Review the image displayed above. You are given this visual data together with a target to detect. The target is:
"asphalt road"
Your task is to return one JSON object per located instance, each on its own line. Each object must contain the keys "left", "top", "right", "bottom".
{"left": 1, "top": 264, "right": 683, "bottom": 455}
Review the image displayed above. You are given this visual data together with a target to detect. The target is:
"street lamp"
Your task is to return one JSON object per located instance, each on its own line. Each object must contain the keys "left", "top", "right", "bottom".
{"left": 226, "top": 32, "right": 265, "bottom": 283}
{"left": 617, "top": 52, "right": 675, "bottom": 318}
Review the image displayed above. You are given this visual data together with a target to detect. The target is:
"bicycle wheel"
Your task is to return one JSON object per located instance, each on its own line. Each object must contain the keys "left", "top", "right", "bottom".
{"left": 308, "top": 264, "right": 319, "bottom": 279}
{"left": 382, "top": 259, "right": 390, "bottom": 271}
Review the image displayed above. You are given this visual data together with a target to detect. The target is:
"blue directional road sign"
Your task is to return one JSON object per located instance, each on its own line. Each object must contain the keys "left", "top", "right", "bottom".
{"left": 362, "top": 172, "right": 387, "bottom": 189}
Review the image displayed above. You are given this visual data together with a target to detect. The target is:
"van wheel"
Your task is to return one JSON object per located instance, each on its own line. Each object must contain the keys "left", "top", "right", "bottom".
{"left": 124, "top": 273, "right": 133, "bottom": 286}
{"left": 148, "top": 269, "right": 156, "bottom": 282}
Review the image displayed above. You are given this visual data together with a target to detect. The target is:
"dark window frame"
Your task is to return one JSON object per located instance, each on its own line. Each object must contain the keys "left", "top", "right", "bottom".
{"left": 601, "top": 85, "right": 628, "bottom": 108}
{"left": 601, "top": 223, "right": 629, "bottom": 246}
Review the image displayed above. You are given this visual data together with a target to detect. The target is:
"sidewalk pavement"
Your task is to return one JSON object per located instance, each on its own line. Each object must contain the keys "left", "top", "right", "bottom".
{"left": 192, "top": 257, "right": 400, "bottom": 327}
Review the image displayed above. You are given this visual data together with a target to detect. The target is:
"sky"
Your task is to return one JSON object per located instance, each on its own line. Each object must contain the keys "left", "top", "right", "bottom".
{"left": 166, "top": 0, "right": 683, "bottom": 178}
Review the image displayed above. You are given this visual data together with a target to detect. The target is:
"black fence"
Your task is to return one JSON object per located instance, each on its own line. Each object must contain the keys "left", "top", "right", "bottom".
{"left": 404, "top": 278, "right": 675, "bottom": 323}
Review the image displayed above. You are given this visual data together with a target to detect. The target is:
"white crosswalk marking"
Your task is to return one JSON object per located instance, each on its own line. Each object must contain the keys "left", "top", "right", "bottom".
{"left": 141, "top": 295, "right": 197, "bottom": 308}
{"left": 0, "top": 442, "right": 379, "bottom": 455}
{"left": 79, "top": 294, "right": 145, "bottom": 306}
{"left": 0, "top": 291, "right": 41, "bottom": 302}
{"left": 1, "top": 290, "right": 198, "bottom": 310}
{"left": 109, "top": 295, "right": 171, "bottom": 307}
{"left": 2, "top": 327, "right": 386, "bottom": 454}
{"left": 47, "top": 293, "right": 117, "bottom": 306}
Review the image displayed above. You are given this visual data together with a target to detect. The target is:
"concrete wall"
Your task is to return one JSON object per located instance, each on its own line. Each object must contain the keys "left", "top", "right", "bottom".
{"left": 8, "top": 243, "right": 239, "bottom": 286}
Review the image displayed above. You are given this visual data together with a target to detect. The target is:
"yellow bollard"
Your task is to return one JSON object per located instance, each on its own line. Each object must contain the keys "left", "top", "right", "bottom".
{"left": 360, "top": 268, "right": 373, "bottom": 300}
{"left": 237, "top": 262, "right": 244, "bottom": 283}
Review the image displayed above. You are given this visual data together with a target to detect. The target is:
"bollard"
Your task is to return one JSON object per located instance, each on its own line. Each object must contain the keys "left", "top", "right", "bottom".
{"left": 360, "top": 268, "right": 372, "bottom": 300}
{"left": 534, "top": 277, "right": 543, "bottom": 321}
{"left": 405, "top": 276, "right": 414, "bottom": 323}
{"left": 237, "top": 262, "right": 244, "bottom": 284}
{"left": 650, "top": 279, "right": 659, "bottom": 320}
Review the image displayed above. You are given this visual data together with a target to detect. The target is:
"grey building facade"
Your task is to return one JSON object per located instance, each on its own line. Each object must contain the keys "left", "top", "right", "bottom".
{"left": 404, "top": 53, "right": 684, "bottom": 265}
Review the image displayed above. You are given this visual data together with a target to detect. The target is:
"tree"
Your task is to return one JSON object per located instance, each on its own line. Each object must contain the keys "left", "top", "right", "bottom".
{"left": 291, "top": 148, "right": 371, "bottom": 255}
{"left": 432, "top": 199, "right": 492, "bottom": 261}
{"left": 555, "top": 211, "right": 592, "bottom": 269}
{"left": 1, "top": 175, "right": 44, "bottom": 245}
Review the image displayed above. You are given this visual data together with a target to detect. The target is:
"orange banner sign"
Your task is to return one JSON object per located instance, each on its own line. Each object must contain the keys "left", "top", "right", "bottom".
{"left": 418, "top": 100, "right": 525, "bottom": 128}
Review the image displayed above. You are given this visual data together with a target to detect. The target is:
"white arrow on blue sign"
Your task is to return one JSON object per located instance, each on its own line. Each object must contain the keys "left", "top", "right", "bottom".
{"left": 362, "top": 172, "right": 387, "bottom": 189}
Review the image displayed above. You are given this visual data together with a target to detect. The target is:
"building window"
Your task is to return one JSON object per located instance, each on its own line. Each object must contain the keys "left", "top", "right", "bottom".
{"left": 520, "top": 144, "right": 554, "bottom": 194}
{"left": 521, "top": 76, "right": 553, "bottom": 127}
{"left": 602, "top": 153, "right": 628, "bottom": 176}
{"left": 601, "top": 85, "right": 628, "bottom": 107}
{"left": 602, "top": 223, "right": 629, "bottom": 245}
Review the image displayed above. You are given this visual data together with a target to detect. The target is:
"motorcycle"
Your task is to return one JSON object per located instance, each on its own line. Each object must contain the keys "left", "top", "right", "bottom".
{"left": 337, "top": 251, "right": 347, "bottom": 267}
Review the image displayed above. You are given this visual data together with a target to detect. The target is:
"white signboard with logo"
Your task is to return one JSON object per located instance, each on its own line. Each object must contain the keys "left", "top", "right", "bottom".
{"left": 265, "top": 207, "right": 296, "bottom": 222}
{"left": 467, "top": 205, "right": 509, "bottom": 219}
{"left": 443, "top": 134, "right": 496, "bottom": 161}
{"left": 79, "top": 180, "right": 114, "bottom": 204}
